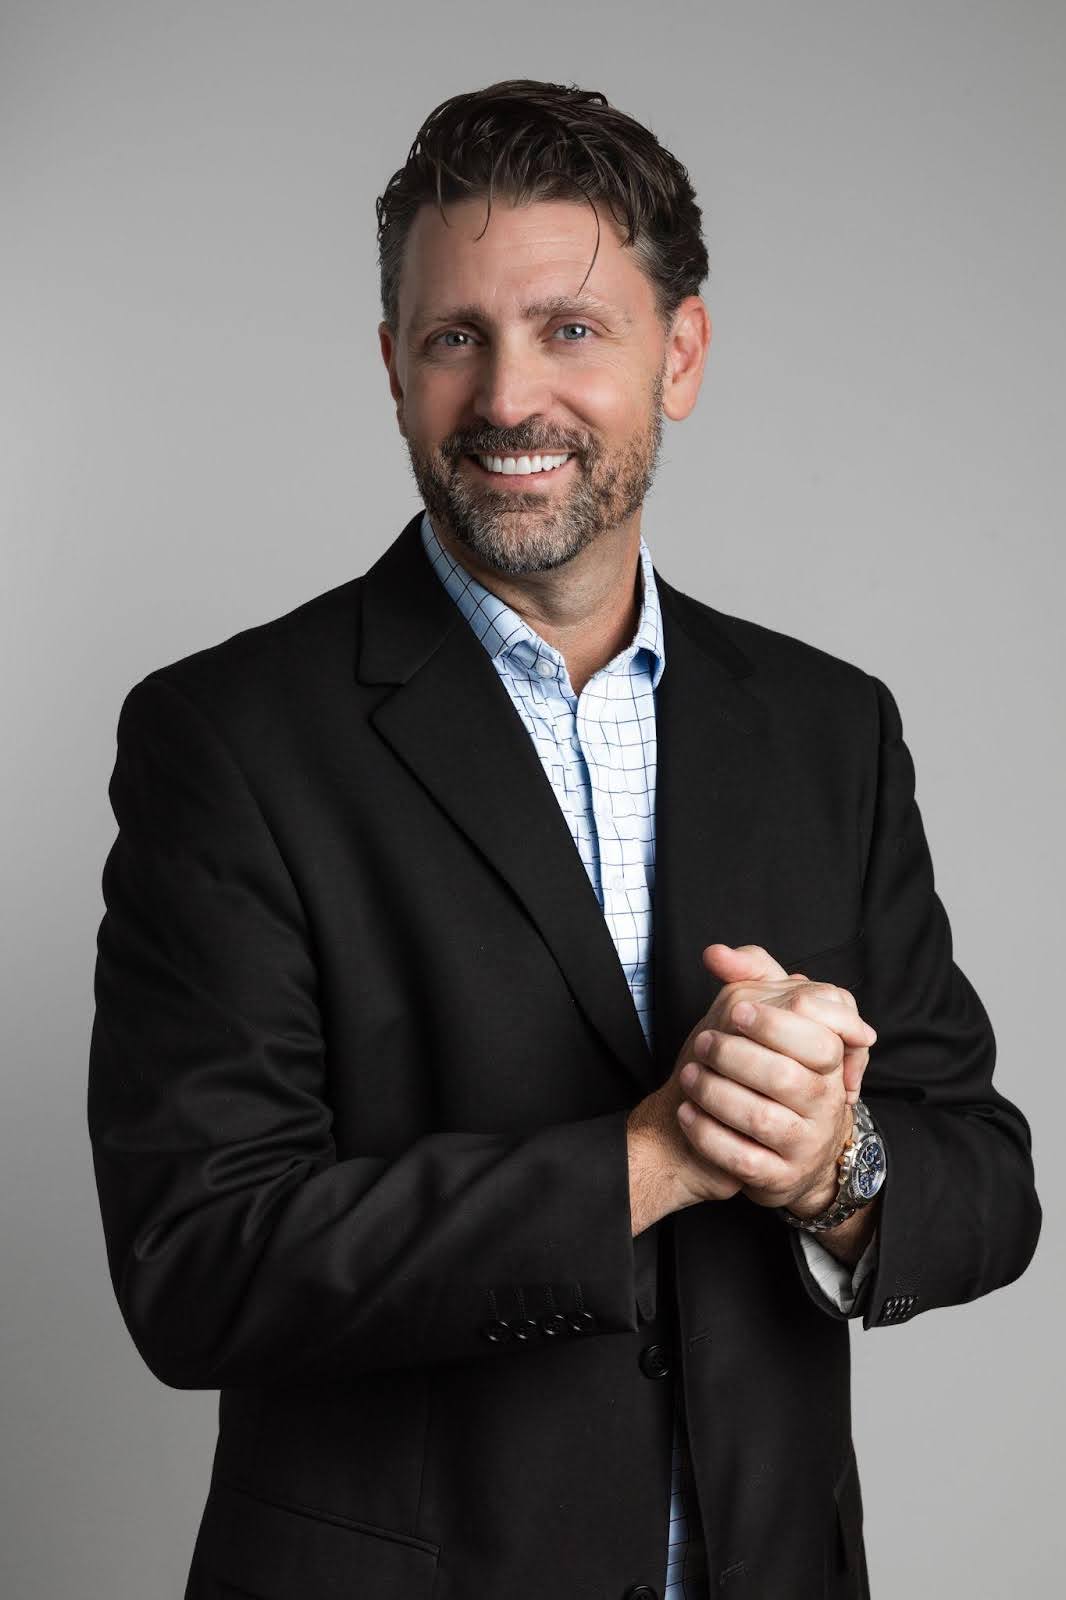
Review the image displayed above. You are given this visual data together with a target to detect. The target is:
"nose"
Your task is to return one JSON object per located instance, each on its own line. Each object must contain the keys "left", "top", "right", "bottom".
{"left": 470, "top": 336, "right": 554, "bottom": 431}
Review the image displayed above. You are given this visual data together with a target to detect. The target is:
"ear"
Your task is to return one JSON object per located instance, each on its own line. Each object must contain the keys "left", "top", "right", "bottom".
{"left": 378, "top": 321, "right": 407, "bottom": 435}
{"left": 661, "top": 296, "right": 712, "bottom": 423}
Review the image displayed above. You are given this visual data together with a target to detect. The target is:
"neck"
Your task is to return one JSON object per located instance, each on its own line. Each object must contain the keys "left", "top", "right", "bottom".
{"left": 433, "top": 520, "right": 645, "bottom": 696}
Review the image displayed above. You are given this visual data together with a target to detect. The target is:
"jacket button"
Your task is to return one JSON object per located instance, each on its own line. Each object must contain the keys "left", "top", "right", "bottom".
{"left": 481, "top": 1319, "right": 512, "bottom": 1344}
{"left": 511, "top": 1318, "right": 541, "bottom": 1343}
{"left": 568, "top": 1310, "right": 597, "bottom": 1334}
{"left": 638, "top": 1343, "right": 672, "bottom": 1380}
{"left": 539, "top": 1311, "right": 570, "bottom": 1338}
{"left": 623, "top": 1587, "right": 658, "bottom": 1599}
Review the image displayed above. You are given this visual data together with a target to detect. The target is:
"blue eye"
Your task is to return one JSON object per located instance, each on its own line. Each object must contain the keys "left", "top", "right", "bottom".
{"left": 436, "top": 331, "right": 473, "bottom": 348}
{"left": 555, "top": 323, "right": 591, "bottom": 341}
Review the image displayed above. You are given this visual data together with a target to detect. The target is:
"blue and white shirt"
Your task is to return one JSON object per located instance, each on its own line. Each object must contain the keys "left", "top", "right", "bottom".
{"left": 419, "top": 509, "right": 876, "bottom": 1598}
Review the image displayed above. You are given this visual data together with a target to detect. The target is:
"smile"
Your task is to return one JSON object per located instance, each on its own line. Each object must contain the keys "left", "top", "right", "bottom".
{"left": 463, "top": 453, "right": 575, "bottom": 487}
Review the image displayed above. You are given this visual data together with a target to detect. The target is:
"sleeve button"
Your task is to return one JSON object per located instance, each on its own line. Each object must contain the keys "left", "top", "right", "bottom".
{"left": 568, "top": 1310, "right": 598, "bottom": 1334}
{"left": 481, "top": 1319, "right": 512, "bottom": 1344}
{"left": 539, "top": 1311, "right": 570, "bottom": 1338}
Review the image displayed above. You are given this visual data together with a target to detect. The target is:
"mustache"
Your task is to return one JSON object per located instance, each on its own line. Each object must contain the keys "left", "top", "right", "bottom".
{"left": 448, "top": 436, "right": 588, "bottom": 459}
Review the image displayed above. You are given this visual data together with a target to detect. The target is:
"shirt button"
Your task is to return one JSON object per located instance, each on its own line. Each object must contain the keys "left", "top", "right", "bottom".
{"left": 535, "top": 659, "right": 555, "bottom": 679}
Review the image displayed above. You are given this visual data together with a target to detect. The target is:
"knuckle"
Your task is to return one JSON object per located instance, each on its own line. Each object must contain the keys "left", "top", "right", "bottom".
{"left": 733, "top": 1145, "right": 762, "bottom": 1184}
{"left": 750, "top": 1102, "right": 778, "bottom": 1144}
{"left": 816, "top": 981, "right": 855, "bottom": 1009}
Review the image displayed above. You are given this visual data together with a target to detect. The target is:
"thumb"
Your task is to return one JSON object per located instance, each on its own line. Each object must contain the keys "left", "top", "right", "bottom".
{"left": 701, "top": 942, "right": 791, "bottom": 983}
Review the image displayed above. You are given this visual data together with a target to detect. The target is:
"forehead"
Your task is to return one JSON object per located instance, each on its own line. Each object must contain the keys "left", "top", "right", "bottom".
{"left": 398, "top": 196, "right": 655, "bottom": 332}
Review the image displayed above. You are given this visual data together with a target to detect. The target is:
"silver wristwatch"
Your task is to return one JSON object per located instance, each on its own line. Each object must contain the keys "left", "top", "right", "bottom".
{"left": 778, "top": 1098, "right": 887, "bottom": 1233}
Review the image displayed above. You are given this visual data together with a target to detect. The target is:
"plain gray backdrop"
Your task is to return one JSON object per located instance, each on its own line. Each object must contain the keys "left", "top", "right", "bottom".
{"left": 3, "top": 2, "right": 1063, "bottom": 1594}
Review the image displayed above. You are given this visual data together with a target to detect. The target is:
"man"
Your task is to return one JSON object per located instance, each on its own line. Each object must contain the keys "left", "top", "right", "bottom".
{"left": 88, "top": 80, "right": 1040, "bottom": 1599}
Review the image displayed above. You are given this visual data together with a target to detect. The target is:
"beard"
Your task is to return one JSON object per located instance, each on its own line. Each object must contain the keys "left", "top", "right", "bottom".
{"left": 401, "top": 366, "right": 667, "bottom": 578}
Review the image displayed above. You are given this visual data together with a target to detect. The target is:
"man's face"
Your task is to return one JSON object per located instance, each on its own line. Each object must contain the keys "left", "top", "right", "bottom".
{"left": 379, "top": 196, "right": 677, "bottom": 578}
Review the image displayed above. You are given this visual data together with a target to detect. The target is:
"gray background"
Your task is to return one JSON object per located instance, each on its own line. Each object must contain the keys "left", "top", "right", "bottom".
{"left": 3, "top": 1, "right": 1062, "bottom": 1594}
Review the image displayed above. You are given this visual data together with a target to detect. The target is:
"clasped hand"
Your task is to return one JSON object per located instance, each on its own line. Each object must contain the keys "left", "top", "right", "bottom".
{"left": 666, "top": 942, "right": 877, "bottom": 1215}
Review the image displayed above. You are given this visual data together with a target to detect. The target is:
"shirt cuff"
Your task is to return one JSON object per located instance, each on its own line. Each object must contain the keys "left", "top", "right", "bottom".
{"left": 797, "top": 1228, "right": 880, "bottom": 1314}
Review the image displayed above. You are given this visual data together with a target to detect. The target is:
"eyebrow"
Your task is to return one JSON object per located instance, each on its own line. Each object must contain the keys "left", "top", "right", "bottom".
{"left": 409, "top": 294, "right": 633, "bottom": 335}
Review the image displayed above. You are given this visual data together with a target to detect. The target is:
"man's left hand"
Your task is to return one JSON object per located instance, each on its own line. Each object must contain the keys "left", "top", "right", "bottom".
{"left": 676, "top": 956, "right": 870, "bottom": 1214}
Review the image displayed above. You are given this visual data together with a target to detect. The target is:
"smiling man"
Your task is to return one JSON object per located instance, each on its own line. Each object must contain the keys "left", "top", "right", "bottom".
{"left": 89, "top": 80, "right": 1040, "bottom": 1600}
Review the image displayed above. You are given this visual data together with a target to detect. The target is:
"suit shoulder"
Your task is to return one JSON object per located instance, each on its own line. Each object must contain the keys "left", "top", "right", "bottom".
{"left": 122, "top": 574, "right": 365, "bottom": 720}
{"left": 109, "top": 572, "right": 369, "bottom": 752}
{"left": 661, "top": 577, "right": 876, "bottom": 695}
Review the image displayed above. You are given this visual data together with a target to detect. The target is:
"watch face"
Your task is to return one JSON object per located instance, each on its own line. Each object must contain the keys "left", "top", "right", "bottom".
{"left": 853, "top": 1137, "right": 887, "bottom": 1200}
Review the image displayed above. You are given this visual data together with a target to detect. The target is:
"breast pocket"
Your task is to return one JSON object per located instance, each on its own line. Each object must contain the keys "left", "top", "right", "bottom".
{"left": 782, "top": 930, "right": 866, "bottom": 994}
{"left": 190, "top": 1480, "right": 439, "bottom": 1600}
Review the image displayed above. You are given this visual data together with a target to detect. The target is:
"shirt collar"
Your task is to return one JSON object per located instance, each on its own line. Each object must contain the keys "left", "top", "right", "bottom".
{"left": 418, "top": 509, "right": 666, "bottom": 690}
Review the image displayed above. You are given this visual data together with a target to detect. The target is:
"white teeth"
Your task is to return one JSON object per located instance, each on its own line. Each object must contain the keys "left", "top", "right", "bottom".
{"left": 476, "top": 453, "right": 570, "bottom": 476}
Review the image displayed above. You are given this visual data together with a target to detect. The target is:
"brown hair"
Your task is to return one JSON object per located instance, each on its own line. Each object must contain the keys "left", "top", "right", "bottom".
{"left": 376, "top": 78, "right": 710, "bottom": 333}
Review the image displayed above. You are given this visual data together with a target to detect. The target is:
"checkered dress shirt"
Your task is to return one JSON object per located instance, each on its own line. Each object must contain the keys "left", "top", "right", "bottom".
{"left": 419, "top": 509, "right": 875, "bottom": 1597}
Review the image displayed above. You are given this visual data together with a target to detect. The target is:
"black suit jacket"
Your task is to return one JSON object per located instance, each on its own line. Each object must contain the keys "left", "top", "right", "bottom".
{"left": 88, "top": 511, "right": 1041, "bottom": 1599}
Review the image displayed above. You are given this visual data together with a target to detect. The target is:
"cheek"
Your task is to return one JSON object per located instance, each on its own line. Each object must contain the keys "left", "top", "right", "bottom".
{"left": 403, "top": 373, "right": 468, "bottom": 444}
{"left": 565, "top": 365, "right": 648, "bottom": 437}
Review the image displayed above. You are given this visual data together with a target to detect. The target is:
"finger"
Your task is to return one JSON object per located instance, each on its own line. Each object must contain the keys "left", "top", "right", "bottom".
{"left": 788, "top": 986, "right": 877, "bottom": 1047}
{"left": 842, "top": 1044, "right": 869, "bottom": 1104}
{"left": 718, "top": 997, "right": 868, "bottom": 1071}
{"left": 676, "top": 1099, "right": 791, "bottom": 1191}
{"left": 685, "top": 1031, "right": 831, "bottom": 1118}
{"left": 784, "top": 979, "right": 877, "bottom": 1030}
{"left": 680, "top": 1058, "right": 811, "bottom": 1155}
{"left": 701, "top": 942, "right": 790, "bottom": 984}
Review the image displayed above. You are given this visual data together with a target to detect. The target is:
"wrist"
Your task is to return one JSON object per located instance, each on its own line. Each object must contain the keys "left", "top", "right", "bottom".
{"left": 778, "top": 1099, "right": 888, "bottom": 1252}
{"left": 787, "top": 1104, "right": 855, "bottom": 1221}
{"left": 815, "top": 1191, "right": 882, "bottom": 1268}
{"left": 627, "top": 1120, "right": 691, "bottom": 1236}
{"left": 787, "top": 1170, "right": 842, "bottom": 1222}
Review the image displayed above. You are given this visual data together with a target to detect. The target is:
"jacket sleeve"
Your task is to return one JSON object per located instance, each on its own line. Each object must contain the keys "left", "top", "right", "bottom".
{"left": 88, "top": 674, "right": 657, "bottom": 1390}
{"left": 790, "top": 673, "right": 1041, "bottom": 1328}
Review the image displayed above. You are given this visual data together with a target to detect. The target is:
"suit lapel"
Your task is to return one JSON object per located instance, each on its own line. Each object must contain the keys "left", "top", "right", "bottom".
{"left": 358, "top": 513, "right": 655, "bottom": 1096}
{"left": 649, "top": 575, "right": 771, "bottom": 1080}
{"left": 357, "top": 513, "right": 772, "bottom": 1102}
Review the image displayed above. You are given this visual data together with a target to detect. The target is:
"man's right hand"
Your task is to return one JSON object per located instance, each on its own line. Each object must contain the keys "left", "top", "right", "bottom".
{"left": 626, "top": 942, "right": 874, "bottom": 1234}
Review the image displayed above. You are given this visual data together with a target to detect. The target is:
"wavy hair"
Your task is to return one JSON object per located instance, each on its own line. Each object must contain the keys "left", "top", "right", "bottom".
{"left": 376, "top": 79, "right": 710, "bottom": 333}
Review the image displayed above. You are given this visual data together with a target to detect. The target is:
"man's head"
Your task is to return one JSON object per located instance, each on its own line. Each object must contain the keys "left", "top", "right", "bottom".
{"left": 376, "top": 79, "right": 711, "bottom": 578}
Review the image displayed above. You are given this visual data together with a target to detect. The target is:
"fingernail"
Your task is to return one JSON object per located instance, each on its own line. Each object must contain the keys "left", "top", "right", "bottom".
{"left": 680, "top": 1062, "right": 700, "bottom": 1089}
